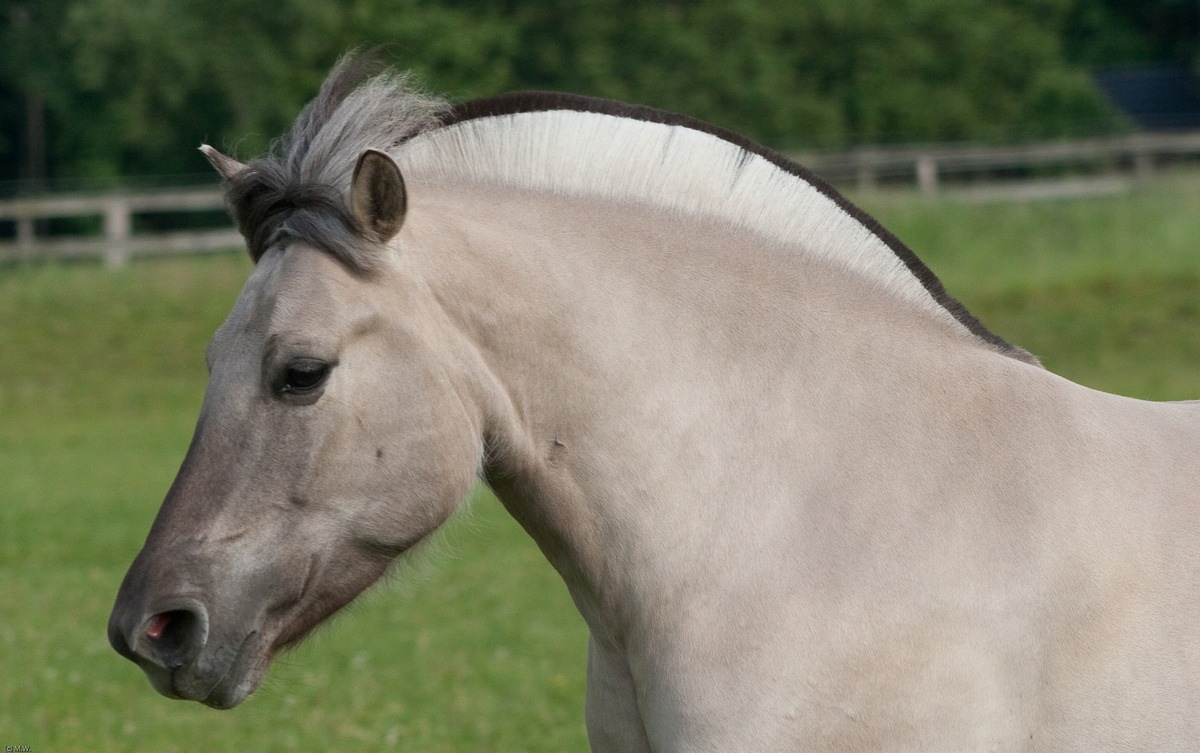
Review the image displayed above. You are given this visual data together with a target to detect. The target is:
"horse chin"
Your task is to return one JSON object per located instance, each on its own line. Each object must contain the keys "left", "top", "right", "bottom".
{"left": 199, "top": 662, "right": 267, "bottom": 710}
{"left": 196, "top": 602, "right": 337, "bottom": 708}
{"left": 199, "top": 631, "right": 272, "bottom": 709}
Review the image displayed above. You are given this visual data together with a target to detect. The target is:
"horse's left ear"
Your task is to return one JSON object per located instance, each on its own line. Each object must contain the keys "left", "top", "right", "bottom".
{"left": 199, "top": 144, "right": 247, "bottom": 181}
{"left": 350, "top": 149, "right": 406, "bottom": 243}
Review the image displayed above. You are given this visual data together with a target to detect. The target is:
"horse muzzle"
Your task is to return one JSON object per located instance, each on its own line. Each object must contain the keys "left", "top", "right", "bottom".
{"left": 108, "top": 593, "right": 264, "bottom": 708}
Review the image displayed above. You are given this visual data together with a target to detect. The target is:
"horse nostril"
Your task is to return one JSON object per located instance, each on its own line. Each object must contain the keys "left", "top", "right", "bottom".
{"left": 146, "top": 612, "right": 172, "bottom": 640}
{"left": 139, "top": 605, "right": 209, "bottom": 671}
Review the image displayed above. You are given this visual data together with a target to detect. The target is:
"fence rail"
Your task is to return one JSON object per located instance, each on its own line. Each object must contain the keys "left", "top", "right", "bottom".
{"left": 3, "top": 131, "right": 1200, "bottom": 265}
{"left": 0, "top": 188, "right": 239, "bottom": 265}
{"left": 797, "top": 131, "right": 1200, "bottom": 192}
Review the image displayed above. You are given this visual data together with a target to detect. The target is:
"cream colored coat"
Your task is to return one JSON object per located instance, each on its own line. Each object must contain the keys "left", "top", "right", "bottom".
{"left": 109, "top": 58, "right": 1200, "bottom": 751}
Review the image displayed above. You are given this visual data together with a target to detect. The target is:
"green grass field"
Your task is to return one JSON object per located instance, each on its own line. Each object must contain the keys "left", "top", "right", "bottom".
{"left": 2, "top": 172, "right": 1197, "bottom": 752}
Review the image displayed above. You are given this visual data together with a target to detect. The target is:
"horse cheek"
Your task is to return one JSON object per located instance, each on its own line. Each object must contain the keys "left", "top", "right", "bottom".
{"left": 348, "top": 400, "right": 478, "bottom": 559}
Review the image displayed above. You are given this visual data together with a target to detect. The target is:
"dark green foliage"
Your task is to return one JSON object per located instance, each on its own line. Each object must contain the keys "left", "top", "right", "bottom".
{"left": 1063, "top": 0, "right": 1200, "bottom": 68}
{"left": 0, "top": 0, "right": 1191, "bottom": 186}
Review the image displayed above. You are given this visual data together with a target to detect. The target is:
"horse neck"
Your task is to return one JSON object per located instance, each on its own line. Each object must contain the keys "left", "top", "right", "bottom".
{"left": 406, "top": 180, "right": 990, "bottom": 635}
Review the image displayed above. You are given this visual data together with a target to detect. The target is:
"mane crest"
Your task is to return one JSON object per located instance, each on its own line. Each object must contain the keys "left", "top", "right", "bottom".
{"left": 221, "top": 54, "right": 1036, "bottom": 364}
{"left": 419, "top": 93, "right": 1035, "bottom": 364}
{"left": 221, "top": 52, "right": 446, "bottom": 271}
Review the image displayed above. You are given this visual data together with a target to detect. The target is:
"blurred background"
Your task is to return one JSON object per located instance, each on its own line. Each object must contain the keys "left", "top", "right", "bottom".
{"left": 1, "top": 2, "right": 1198, "bottom": 752}
{"left": 3, "top": 0, "right": 1200, "bottom": 190}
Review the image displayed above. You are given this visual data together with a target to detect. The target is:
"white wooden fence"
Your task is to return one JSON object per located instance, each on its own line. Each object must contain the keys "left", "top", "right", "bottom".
{"left": 0, "top": 187, "right": 240, "bottom": 266}
{"left": 796, "top": 131, "right": 1200, "bottom": 192}
{"left": 3, "top": 131, "right": 1200, "bottom": 265}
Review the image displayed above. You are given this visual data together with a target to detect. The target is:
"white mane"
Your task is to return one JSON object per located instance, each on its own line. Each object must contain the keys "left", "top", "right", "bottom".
{"left": 228, "top": 53, "right": 1031, "bottom": 362}
{"left": 396, "top": 109, "right": 968, "bottom": 337}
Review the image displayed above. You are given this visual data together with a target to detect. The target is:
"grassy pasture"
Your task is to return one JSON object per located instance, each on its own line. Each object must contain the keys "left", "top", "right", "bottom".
{"left": 2, "top": 172, "right": 1197, "bottom": 752}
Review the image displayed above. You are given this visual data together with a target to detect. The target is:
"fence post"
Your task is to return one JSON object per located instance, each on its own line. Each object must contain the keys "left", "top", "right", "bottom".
{"left": 916, "top": 154, "right": 938, "bottom": 194}
{"left": 103, "top": 198, "right": 131, "bottom": 266}
{"left": 16, "top": 215, "right": 35, "bottom": 259}
{"left": 1130, "top": 135, "right": 1154, "bottom": 183}
{"left": 855, "top": 148, "right": 878, "bottom": 191}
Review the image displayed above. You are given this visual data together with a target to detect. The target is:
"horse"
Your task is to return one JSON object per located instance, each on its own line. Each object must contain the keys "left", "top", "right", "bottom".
{"left": 108, "top": 53, "right": 1200, "bottom": 751}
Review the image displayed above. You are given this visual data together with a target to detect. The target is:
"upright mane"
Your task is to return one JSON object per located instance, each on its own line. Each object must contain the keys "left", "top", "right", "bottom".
{"left": 221, "top": 54, "right": 447, "bottom": 270}
{"left": 220, "top": 52, "right": 1038, "bottom": 365}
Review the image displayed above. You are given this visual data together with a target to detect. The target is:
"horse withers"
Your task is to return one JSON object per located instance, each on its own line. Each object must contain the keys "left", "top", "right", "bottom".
{"left": 109, "top": 54, "right": 1200, "bottom": 750}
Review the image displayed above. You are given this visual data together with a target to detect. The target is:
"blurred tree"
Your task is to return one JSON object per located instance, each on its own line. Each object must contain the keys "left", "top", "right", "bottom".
{"left": 0, "top": 0, "right": 515, "bottom": 186}
{"left": 440, "top": 0, "right": 1114, "bottom": 146}
{"left": 3, "top": 0, "right": 1185, "bottom": 187}
{"left": 59, "top": 0, "right": 350, "bottom": 177}
{"left": 1063, "top": 0, "right": 1200, "bottom": 68}
{"left": 1, "top": 0, "right": 74, "bottom": 187}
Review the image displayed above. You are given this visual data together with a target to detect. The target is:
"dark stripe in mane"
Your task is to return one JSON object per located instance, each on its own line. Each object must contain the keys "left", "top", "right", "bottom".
{"left": 442, "top": 92, "right": 1038, "bottom": 365}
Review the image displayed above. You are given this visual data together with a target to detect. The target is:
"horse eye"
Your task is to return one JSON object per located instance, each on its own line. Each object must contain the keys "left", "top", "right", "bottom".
{"left": 277, "top": 359, "right": 331, "bottom": 396}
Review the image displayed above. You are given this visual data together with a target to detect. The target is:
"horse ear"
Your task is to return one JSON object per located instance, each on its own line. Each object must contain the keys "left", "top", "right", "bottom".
{"left": 350, "top": 149, "right": 406, "bottom": 243}
{"left": 199, "top": 144, "right": 247, "bottom": 180}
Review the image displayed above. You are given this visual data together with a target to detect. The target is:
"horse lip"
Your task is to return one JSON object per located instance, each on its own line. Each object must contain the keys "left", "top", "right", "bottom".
{"left": 195, "top": 629, "right": 263, "bottom": 709}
